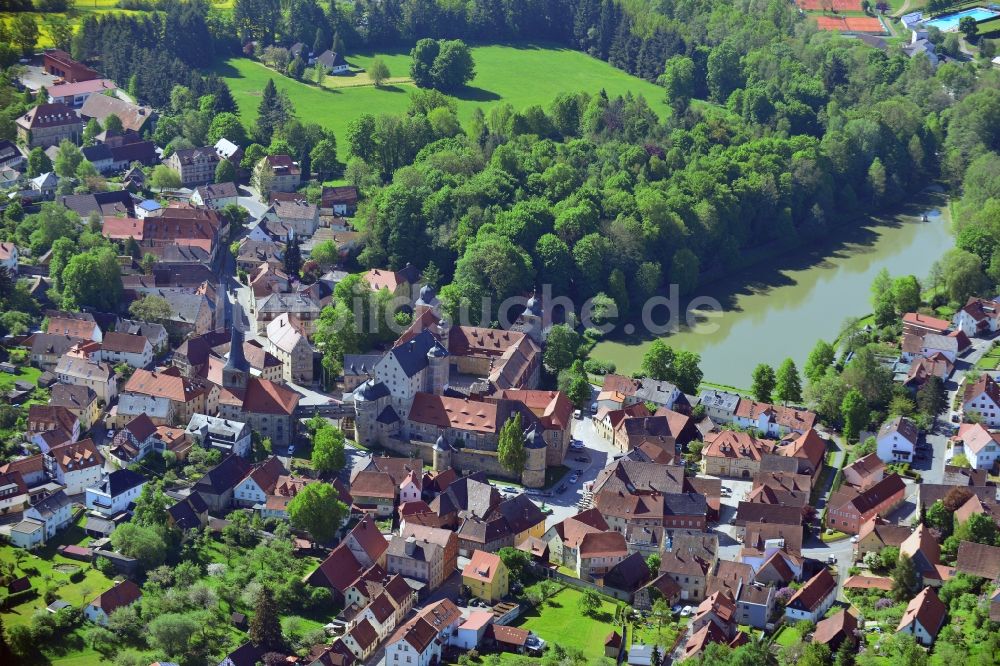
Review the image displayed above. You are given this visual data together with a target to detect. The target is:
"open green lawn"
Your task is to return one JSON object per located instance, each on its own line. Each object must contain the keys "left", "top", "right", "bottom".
{"left": 631, "top": 617, "right": 688, "bottom": 649}
{"left": 0, "top": 513, "right": 116, "bottom": 629}
{"left": 212, "top": 42, "right": 673, "bottom": 143}
{"left": 0, "top": 365, "right": 40, "bottom": 391}
{"left": 0, "top": 1, "right": 146, "bottom": 49}
{"left": 774, "top": 625, "right": 801, "bottom": 647}
{"left": 511, "top": 587, "right": 623, "bottom": 654}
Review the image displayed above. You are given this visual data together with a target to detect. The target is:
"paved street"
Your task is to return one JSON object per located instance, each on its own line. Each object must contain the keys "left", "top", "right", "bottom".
{"left": 543, "top": 410, "right": 618, "bottom": 529}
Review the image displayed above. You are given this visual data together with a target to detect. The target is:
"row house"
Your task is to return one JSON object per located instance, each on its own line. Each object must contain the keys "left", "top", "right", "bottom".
{"left": 26, "top": 405, "right": 80, "bottom": 453}
{"left": 824, "top": 473, "right": 906, "bottom": 534}
{"left": 44, "top": 439, "right": 104, "bottom": 495}
{"left": 55, "top": 355, "right": 117, "bottom": 403}
{"left": 119, "top": 367, "right": 209, "bottom": 427}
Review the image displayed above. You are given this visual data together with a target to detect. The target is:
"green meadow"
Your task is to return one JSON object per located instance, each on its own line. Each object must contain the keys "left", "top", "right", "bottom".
{"left": 211, "top": 42, "right": 673, "bottom": 143}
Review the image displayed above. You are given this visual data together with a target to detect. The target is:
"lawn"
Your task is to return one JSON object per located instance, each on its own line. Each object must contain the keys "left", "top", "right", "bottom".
{"left": 0, "top": 364, "right": 40, "bottom": 391}
{"left": 975, "top": 345, "right": 1000, "bottom": 370}
{"left": 773, "top": 625, "right": 801, "bottom": 647}
{"left": 211, "top": 42, "right": 673, "bottom": 144}
{"left": 0, "top": 513, "right": 116, "bottom": 629}
{"left": 631, "top": 616, "right": 688, "bottom": 649}
{"left": 511, "top": 587, "right": 623, "bottom": 654}
{"left": 0, "top": 1, "right": 145, "bottom": 49}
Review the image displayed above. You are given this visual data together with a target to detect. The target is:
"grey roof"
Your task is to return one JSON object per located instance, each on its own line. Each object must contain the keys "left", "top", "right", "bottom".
{"left": 49, "top": 384, "right": 97, "bottom": 410}
{"left": 634, "top": 379, "right": 678, "bottom": 404}
{"left": 662, "top": 492, "right": 708, "bottom": 517}
{"left": 316, "top": 50, "right": 346, "bottom": 69}
{"left": 195, "top": 181, "right": 238, "bottom": 201}
{"left": 390, "top": 330, "right": 447, "bottom": 378}
{"left": 344, "top": 353, "right": 382, "bottom": 377}
{"left": 94, "top": 469, "right": 145, "bottom": 497}
{"left": 186, "top": 413, "right": 248, "bottom": 440}
{"left": 115, "top": 318, "right": 167, "bottom": 342}
{"left": 28, "top": 333, "right": 83, "bottom": 357}
{"left": 356, "top": 380, "right": 390, "bottom": 401}
{"left": 194, "top": 454, "right": 254, "bottom": 495}
{"left": 698, "top": 389, "right": 740, "bottom": 412}
{"left": 31, "top": 489, "right": 71, "bottom": 518}
{"left": 81, "top": 144, "right": 112, "bottom": 163}
{"left": 376, "top": 405, "right": 400, "bottom": 425}
{"left": 920, "top": 333, "right": 957, "bottom": 351}
{"left": 149, "top": 291, "right": 208, "bottom": 324}
{"left": 256, "top": 292, "right": 321, "bottom": 315}
{"left": 225, "top": 326, "right": 250, "bottom": 373}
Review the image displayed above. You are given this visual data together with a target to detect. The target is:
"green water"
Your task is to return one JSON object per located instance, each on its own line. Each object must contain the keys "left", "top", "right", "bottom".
{"left": 591, "top": 193, "right": 954, "bottom": 388}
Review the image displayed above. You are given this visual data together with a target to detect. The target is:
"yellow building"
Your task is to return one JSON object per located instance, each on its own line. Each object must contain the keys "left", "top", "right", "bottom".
{"left": 462, "top": 550, "right": 508, "bottom": 603}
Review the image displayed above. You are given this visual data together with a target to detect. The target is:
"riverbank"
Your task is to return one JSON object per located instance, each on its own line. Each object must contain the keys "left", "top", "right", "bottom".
{"left": 591, "top": 191, "right": 954, "bottom": 387}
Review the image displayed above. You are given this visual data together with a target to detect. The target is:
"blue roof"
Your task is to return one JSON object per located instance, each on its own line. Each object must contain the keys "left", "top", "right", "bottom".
{"left": 138, "top": 199, "right": 161, "bottom": 211}
{"left": 390, "top": 330, "right": 447, "bottom": 378}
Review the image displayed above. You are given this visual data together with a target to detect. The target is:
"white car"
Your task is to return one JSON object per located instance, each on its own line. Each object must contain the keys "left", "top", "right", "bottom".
{"left": 680, "top": 606, "right": 693, "bottom": 617}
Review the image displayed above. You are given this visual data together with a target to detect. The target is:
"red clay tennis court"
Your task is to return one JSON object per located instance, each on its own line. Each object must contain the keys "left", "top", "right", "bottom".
{"left": 795, "top": 0, "right": 862, "bottom": 11}
{"left": 815, "top": 15, "right": 885, "bottom": 33}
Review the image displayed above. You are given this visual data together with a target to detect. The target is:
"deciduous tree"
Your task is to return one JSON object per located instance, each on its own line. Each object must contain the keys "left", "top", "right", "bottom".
{"left": 751, "top": 364, "right": 776, "bottom": 403}
{"left": 497, "top": 412, "right": 527, "bottom": 475}
{"left": 287, "top": 483, "right": 348, "bottom": 543}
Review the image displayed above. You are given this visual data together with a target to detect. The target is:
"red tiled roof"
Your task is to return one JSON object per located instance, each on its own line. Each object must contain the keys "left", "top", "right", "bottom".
{"left": 90, "top": 580, "right": 141, "bottom": 615}
{"left": 843, "top": 574, "right": 893, "bottom": 591}
{"left": 463, "top": 549, "right": 504, "bottom": 583}
{"left": 898, "top": 587, "right": 946, "bottom": 637}
{"left": 787, "top": 568, "right": 835, "bottom": 612}
{"left": 48, "top": 438, "right": 103, "bottom": 473}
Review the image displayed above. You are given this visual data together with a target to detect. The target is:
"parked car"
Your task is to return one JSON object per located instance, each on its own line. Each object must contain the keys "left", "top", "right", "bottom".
{"left": 573, "top": 409, "right": 582, "bottom": 419}
{"left": 680, "top": 606, "right": 693, "bottom": 617}
{"left": 569, "top": 473, "right": 579, "bottom": 483}
{"left": 827, "top": 555, "right": 837, "bottom": 564}
{"left": 502, "top": 486, "right": 517, "bottom": 493}
{"left": 574, "top": 456, "right": 588, "bottom": 463}
{"left": 589, "top": 402, "right": 597, "bottom": 413}
{"left": 558, "top": 483, "right": 568, "bottom": 493}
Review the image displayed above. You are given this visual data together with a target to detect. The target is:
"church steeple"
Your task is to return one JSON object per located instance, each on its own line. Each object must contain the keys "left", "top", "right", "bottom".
{"left": 223, "top": 325, "right": 249, "bottom": 390}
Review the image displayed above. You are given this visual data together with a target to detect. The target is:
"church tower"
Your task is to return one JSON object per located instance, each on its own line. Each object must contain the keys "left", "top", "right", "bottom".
{"left": 222, "top": 325, "right": 249, "bottom": 391}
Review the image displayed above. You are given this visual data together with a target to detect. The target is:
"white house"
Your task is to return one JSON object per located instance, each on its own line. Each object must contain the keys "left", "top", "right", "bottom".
{"left": 84, "top": 580, "right": 142, "bottom": 626}
{"left": 951, "top": 423, "right": 1000, "bottom": 471}
{"left": 8, "top": 489, "right": 72, "bottom": 549}
{"left": 44, "top": 439, "right": 105, "bottom": 496}
{"left": 784, "top": 569, "right": 836, "bottom": 623}
{"left": 85, "top": 469, "right": 146, "bottom": 516}
{"left": 452, "top": 611, "right": 493, "bottom": 650}
{"left": 954, "top": 297, "right": 1000, "bottom": 337}
{"left": 962, "top": 374, "right": 1000, "bottom": 428}
{"left": 399, "top": 469, "right": 421, "bottom": 504}
{"left": 897, "top": 587, "right": 946, "bottom": 647}
{"left": 185, "top": 413, "right": 251, "bottom": 457}
{"left": 233, "top": 457, "right": 285, "bottom": 508}
{"left": 98, "top": 332, "right": 153, "bottom": 369}
{"left": 876, "top": 416, "right": 918, "bottom": 463}
{"left": 383, "top": 599, "right": 462, "bottom": 666}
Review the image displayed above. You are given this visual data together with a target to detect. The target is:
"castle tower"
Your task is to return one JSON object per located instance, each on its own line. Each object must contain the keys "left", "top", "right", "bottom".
{"left": 353, "top": 380, "right": 381, "bottom": 446}
{"left": 426, "top": 344, "right": 449, "bottom": 396}
{"left": 415, "top": 283, "right": 440, "bottom": 318}
{"left": 432, "top": 434, "right": 452, "bottom": 473}
{"left": 515, "top": 291, "right": 545, "bottom": 346}
{"left": 521, "top": 427, "right": 547, "bottom": 488}
{"left": 222, "top": 325, "right": 249, "bottom": 391}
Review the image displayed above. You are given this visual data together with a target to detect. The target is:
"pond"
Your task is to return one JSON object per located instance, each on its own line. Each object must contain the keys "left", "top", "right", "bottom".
{"left": 590, "top": 192, "right": 955, "bottom": 388}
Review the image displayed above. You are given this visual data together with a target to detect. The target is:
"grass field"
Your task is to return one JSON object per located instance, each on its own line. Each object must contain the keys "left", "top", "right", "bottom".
{"left": 0, "top": 513, "right": 116, "bottom": 629}
{"left": 0, "top": 365, "right": 40, "bottom": 391}
{"left": 511, "top": 587, "right": 624, "bottom": 654}
{"left": 212, "top": 43, "right": 673, "bottom": 143}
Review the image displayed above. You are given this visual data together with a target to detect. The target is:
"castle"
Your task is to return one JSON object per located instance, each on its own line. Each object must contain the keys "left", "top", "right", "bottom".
{"left": 348, "top": 287, "right": 569, "bottom": 487}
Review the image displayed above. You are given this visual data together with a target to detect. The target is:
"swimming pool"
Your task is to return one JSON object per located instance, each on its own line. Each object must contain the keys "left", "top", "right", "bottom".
{"left": 923, "top": 7, "right": 1000, "bottom": 32}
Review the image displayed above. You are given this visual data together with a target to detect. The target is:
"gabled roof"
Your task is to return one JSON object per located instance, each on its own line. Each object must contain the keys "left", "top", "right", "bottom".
{"left": 813, "top": 609, "right": 858, "bottom": 646}
{"left": 47, "top": 438, "right": 103, "bottom": 473}
{"left": 603, "top": 552, "right": 651, "bottom": 592}
{"left": 897, "top": 587, "right": 946, "bottom": 638}
{"left": 308, "top": 543, "right": 364, "bottom": 592}
{"left": 786, "top": 568, "right": 835, "bottom": 612}
{"left": 90, "top": 580, "right": 142, "bottom": 614}
{"left": 901, "top": 523, "right": 940, "bottom": 573}
{"left": 462, "top": 549, "right": 504, "bottom": 583}
{"left": 194, "top": 454, "right": 254, "bottom": 495}
{"left": 878, "top": 416, "right": 918, "bottom": 444}
{"left": 955, "top": 541, "right": 1000, "bottom": 580}
{"left": 349, "top": 514, "right": 389, "bottom": 563}
{"left": 964, "top": 374, "right": 1000, "bottom": 407}
{"left": 844, "top": 452, "right": 885, "bottom": 480}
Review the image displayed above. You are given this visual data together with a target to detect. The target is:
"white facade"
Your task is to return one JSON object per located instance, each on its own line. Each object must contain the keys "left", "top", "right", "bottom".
{"left": 954, "top": 310, "right": 981, "bottom": 338}
{"left": 964, "top": 390, "right": 1000, "bottom": 429}
{"left": 900, "top": 618, "right": 936, "bottom": 646}
{"left": 51, "top": 462, "right": 104, "bottom": 496}
{"left": 99, "top": 340, "right": 153, "bottom": 369}
{"left": 399, "top": 476, "right": 421, "bottom": 504}
{"left": 876, "top": 431, "right": 914, "bottom": 463}
{"left": 9, "top": 519, "right": 45, "bottom": 549}
{"left": 85, "top": 478, "right": 145, "bottom": 516}
{"left": 24, "top": 500, "right": 72, "bottom": 541}
{"left": 234, "top": 477, "right": 267, "bottom": 507}
{"left": 784, "top": 590, "right": 835, "bottom": 623}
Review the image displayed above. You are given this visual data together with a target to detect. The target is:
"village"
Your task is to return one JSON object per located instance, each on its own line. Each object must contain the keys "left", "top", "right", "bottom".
{"left": 0, "top": 8, "right": 1000, "bottom": 664}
